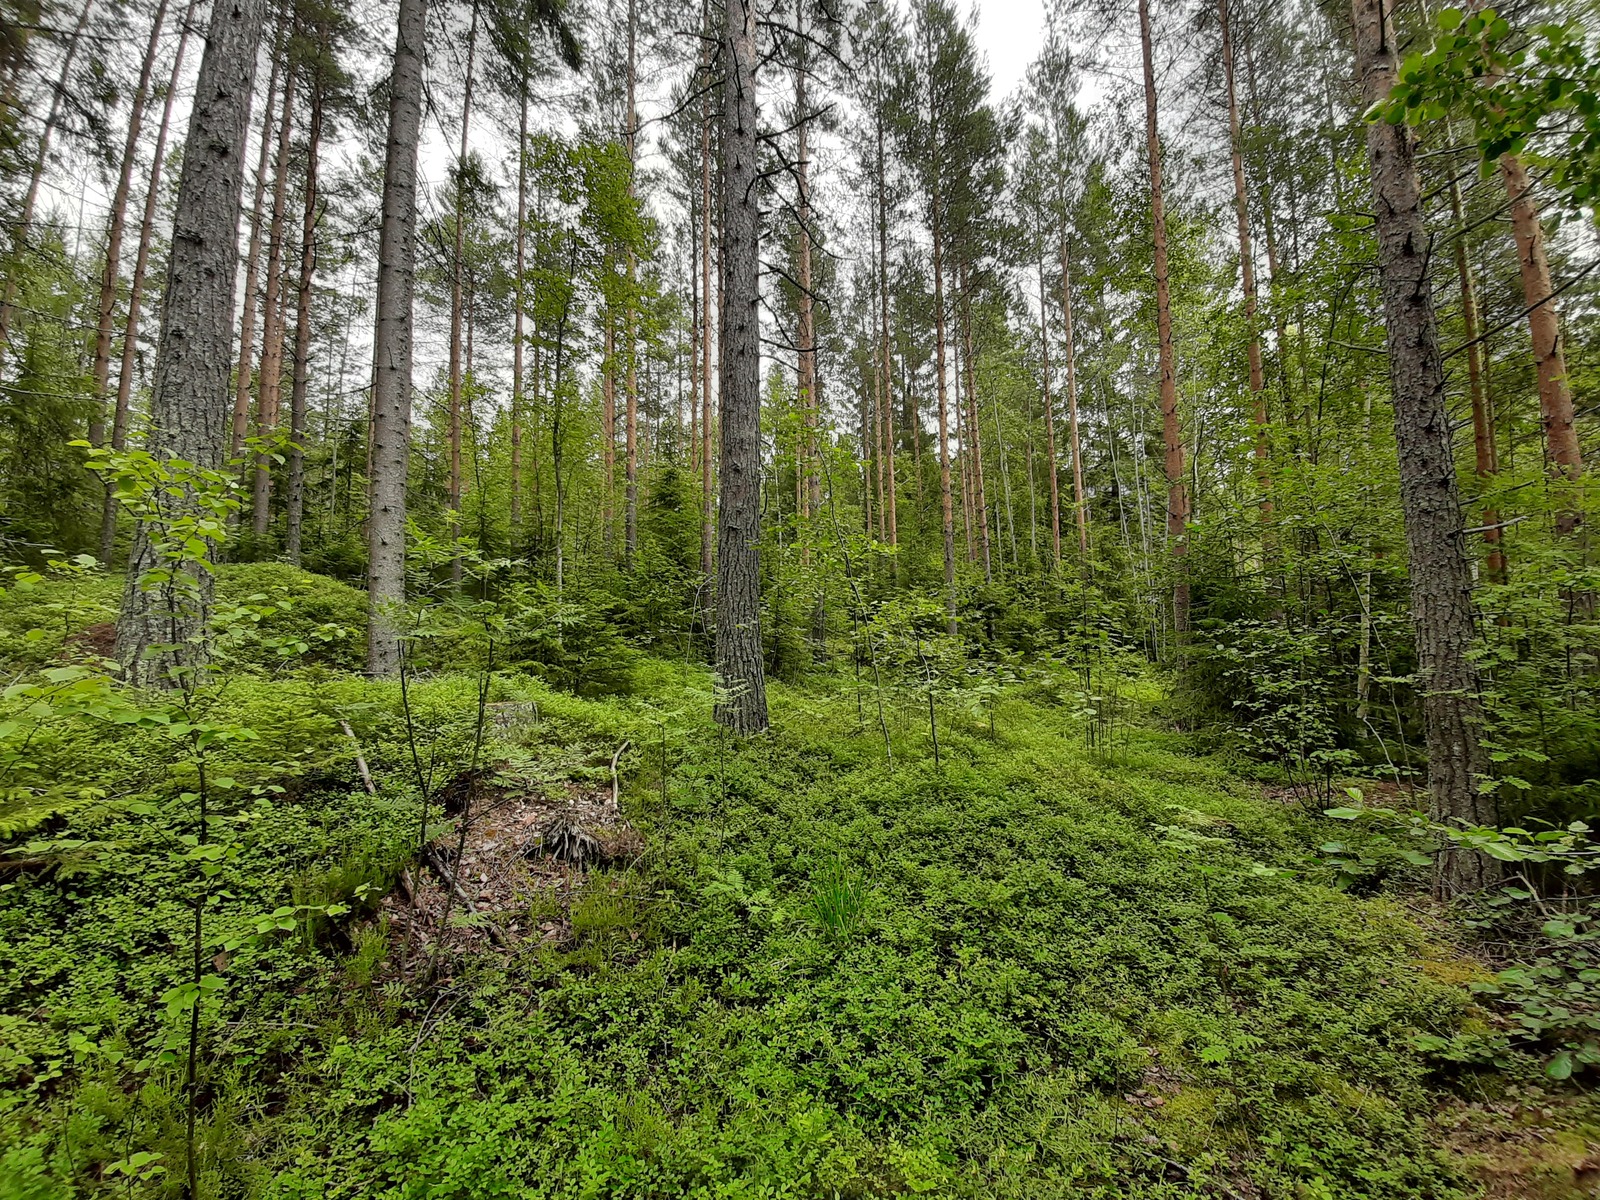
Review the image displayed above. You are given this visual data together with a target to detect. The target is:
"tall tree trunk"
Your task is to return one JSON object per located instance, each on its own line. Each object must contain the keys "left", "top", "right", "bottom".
{"left": 447, "top": 4, "right": 477, "bottom": 585}
{"left": 700, "top": 0, "right": 715, "bottom": 579}
{"left": 623, "top": 0, "right": 640, "bottom": 570}
{"left": 1037, "top": 247, "right": 1061, "bottom": 569}
{"left": 0, "top": 0, "right": 92, "bottom": 362}
{"left": 99, "top": 0, "right": 196, "bottom": 564}
{"left": 933, "top": 224, "right": 955, "bottom": 634}
{"left": 1448, "top": 148, "right": 1503, "bottom": 581}
{"left": 602, "top": 307, "right": 616, "bottom": 553}
{"left": 1059, "top": 232, "right": 1088, "bottom": 560}
{"left": 1217, "top": 0, "right": 1269, "bottom": 525}
{"left": 959, "top": 264, "right": 990, "bottom": 582}
{"left": 714, "top": 0, "right": 768, "bottom": 733}
{"left": 794, "top": 26, "right": 823, "bottom": 649}
{"left": 1500, "top": 154, "right": 1582, "bottom": 532}
{"left": 1352, "top": 0, "right": 1494, "bottom": 894}
{"left": 284, "top": 60, "right": 323, "bottom": 565}
{"left": 251, "top": 55, "right": 297, "bottom": 539}
{"left": 230, "top": 28, "right": 283, "bottom": 463}
{"left": 1138, "top": 0, "right": 1188, "bottom": 634}
{"left": 365, "top": 0, "right": 427, "bottom": 676}
{"left": 91, "top": 0, "right": 170, "bottom": 448}
{"left": 876, "top": 78, "right": 897, "bottom": 553}
{"left": 511, "top": 81, "right": 527, "bottom": 546}
{"left": 116, "top": 0, "right": 265, "bottom": 686}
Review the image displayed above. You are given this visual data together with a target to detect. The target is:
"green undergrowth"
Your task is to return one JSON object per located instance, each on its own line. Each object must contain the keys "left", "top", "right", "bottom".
{"left": 0, "top": 627, "right": 1538, "bottom": 1198}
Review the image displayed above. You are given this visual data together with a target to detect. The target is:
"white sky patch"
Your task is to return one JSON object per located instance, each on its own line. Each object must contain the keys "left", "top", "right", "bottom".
{"left": 970, "top": 0, "right": 1049, "bottom": 103}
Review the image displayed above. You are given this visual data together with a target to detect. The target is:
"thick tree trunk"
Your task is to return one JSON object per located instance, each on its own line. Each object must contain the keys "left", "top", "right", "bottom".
{"left": 91, "top": 0, "right": 170, "bottom": 448}
{"left": 714, "top": 0, "right": 769, "bottom": 733}
{"left": 116, "top": 0, "right": 265, "bottom": 686}
{"left": 251, "top": 57, "right": 297, "bottom": 540}
{"left": 1500, "top": 154, "right": 1582, "bottom": 532}
{"left": 99, "top": 0, "right": 196, "bottom": 564}
{"left": 284, "top": 65, "right": 323, "bottom": 565}
{"left": 1218, "top": 0, "right": 1269, "bottom": 525}
{"left": 230, "top": 30, "right": 283, "bottom": 464}
{"left": 1138, "top": 0, "right": 1188, "bottom": 634}
{"left": 1353, "top": 0, "right": 1494, "bottom": 894}
{"left": 365, "top": 0, "right": 427, "bottom": 676}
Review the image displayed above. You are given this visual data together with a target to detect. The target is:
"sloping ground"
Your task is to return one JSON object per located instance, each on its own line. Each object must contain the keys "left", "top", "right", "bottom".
{"left": 2, "top": 635, "right": 1597, "bottom": 1197}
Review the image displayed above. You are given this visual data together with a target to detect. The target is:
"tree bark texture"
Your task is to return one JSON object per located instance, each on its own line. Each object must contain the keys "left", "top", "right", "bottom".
{"left": 714, "top": 0, "right": 769, "bottom": 733}
{"left": 1353, "top": 0, "right": 1494, "bottom": 894}
{"left": 365, "top": 0, "right": 426, "bottom": 676}
{"left": 116, "top": 0, "right": 265, "bottom": 686}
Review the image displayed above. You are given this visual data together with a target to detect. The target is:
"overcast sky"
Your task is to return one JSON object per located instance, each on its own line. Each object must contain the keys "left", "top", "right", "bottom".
{"left": 971, "top": 0, "right": 1048, "bottom": 102}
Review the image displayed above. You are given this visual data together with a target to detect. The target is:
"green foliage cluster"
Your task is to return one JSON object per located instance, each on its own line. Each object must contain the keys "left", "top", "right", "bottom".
{"left": 2, "top": 631, "right": 1504, "bottom": 1198}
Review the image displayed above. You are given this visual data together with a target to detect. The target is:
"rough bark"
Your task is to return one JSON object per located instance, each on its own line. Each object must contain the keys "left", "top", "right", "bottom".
{"left": 251, "top": 55, "right": 297, "bottom": 539}
{"left": 284, "top": 60, "right": 323, "bottom": 564}
{"left": 714, "top": 0, "right": 769, "bottom": 733}
{"left": 230, "top": 30, "right": 283, "bottom": 463}
{"left": 1138, "top": 0, "right": 1188, "bottom": 634}
{"left": 91, "top": 0, "right": 170, "bottom": 448}
{"left": 99, "top": 0, "right": 196, "bottom": 564}
{"left": 365, "top": 0, "right": 427, "bottom": 676}
{"left": 1353, "top": 0, "right": 1494, "bottom": 894}
{"left": 1500, "top": 153, "right": 1582, "bottom": 532}
{"left": 116, "top": 0, "right": 265, "bottom": 685}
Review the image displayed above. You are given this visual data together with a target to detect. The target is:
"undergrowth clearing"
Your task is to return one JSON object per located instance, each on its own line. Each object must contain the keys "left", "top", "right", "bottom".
{"left": 6, "top": 586, "right": 1595, "bottom": 1198}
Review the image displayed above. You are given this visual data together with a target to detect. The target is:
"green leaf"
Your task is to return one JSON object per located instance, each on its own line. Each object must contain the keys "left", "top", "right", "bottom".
{"left": 1546, "top": 1050, "right": 1574, "bottom": 1080}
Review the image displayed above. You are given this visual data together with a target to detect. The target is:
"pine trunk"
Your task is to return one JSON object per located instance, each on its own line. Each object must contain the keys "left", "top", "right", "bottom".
{"left": 116, "top": 0, "right": 265, "bottom": 686}
{"left": 623, "top": 0, "right": 639, "bottom": 571}
{"left": 447, "top": 7, "right": 477, "bottom": 586}
{"left": 1218, "top": 0, "right": 1270, "bottom": 525}
{"left": 230, "top": 31, "right": 283, "bottom": 463}
{"left": 1138, "top": 0, "right": 1188, "bottom": 634}
{"left": 714, "top": 0, "right": 769, "bottom": 733}
{"left": 365, "top": 0, "right": 427, "bottom": 676}
{"left": 1037, "top": 248, "right": 1061, "bottom": 569}
{"left": 284, "top": 64, "right": 323, "bottom": 565}
{"left": 1353, "top": 0, "right": 1494, "bottom": 894}
{"left": 99, "top": 0, "right": 195, "bottom": 564}
{"left": 1059, "top": 235, "right": 1088, "bottom": 560}
{"left": 1500, "top": 154, "right": 1582, "bottom": 532}
{"left": 251, "top": 58, "right": 297, "bottom": 539}
{"left": 511, "top": 83, "right": 527, "bottom": 544}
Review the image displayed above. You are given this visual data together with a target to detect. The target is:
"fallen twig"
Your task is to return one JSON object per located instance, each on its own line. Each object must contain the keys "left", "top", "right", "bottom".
{"left": 340, "top": 720, "right": 376, "bottom": 796}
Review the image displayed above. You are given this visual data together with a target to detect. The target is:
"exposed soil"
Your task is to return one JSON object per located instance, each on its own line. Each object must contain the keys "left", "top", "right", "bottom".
{"left": 381, "top": 760, "right": 645, "bottom": 964}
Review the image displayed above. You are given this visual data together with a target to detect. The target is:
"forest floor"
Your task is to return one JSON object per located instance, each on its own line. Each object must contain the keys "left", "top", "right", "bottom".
{"left": 4, "top": 565, "right": 1600, "bottom": 1199}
